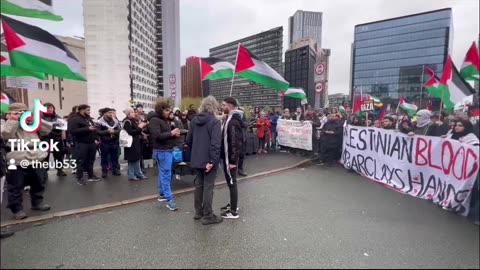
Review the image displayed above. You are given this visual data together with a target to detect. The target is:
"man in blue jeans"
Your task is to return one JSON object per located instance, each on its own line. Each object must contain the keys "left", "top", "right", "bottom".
{"left": 268, "top": 109, "right": 279, "bottom": 151}
{"left": 148, "top": 100, "right": 181, "bottom": 211}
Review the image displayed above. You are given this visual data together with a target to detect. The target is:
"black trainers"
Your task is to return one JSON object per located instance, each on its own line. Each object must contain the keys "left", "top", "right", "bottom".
{"left": 220, "top": 203, "right": 231, "bottom": 213}
{"left": 194, "top": 213, "right": 203, "bottom": 220}
{"left": 221, "top": 203, "right": 239, "bottom": 213}
{"left": 31, "top": 204, "right": 51, "bottom": 211}
{"left": 221, "top": 210, "right": 239, "bottom": 219}
{"left": 202, "top": 215, "right": 223, "bottom": 225}
{"left": 57, "top": 170, "right": 67, "bottom": 177}
{"left": 102, "top": 171, "right": 108, "bottom": 178}
{"left": 77, "top": 178, "right": 87, "bottom": 186}
{"left": 87, "top": 175, "right": 102, "bottom": 182}
{"left": 0, "top": 231, "right": 14, "bottom": 239}
{"left": 112, "top": 170, "right": 121, "bottom": 176}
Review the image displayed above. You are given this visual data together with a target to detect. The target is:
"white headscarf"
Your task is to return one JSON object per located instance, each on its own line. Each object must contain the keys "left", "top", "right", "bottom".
{"left": 415, "top": 109, "right": 432, "bottom": 128}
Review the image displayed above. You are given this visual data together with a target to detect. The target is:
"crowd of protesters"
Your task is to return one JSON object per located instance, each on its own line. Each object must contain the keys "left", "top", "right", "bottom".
{"left": 1, "top": 97, "right": 479, "bottom": 239}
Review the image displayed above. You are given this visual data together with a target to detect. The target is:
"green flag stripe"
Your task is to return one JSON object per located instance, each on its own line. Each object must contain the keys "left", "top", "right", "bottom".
{"left": 1, "top": 65, "right": 45, "bottom": 79}
{"left": 204, "top": 69, "right": 233, "bottom": 81}
{"left": 237, "top": 70, "right": 289, "bottom": 91}
{"left": 10, "top": 51, "right": 85, "bottom": 81}
{"left": 1, "top": 0, "right": 63, "bottom": 21}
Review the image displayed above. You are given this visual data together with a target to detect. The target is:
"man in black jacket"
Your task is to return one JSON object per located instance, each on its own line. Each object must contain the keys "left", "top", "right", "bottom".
{"left": 96, "top": 108, "right": 121, "bottom": 178}
{"left": 236, "top": 106, "right": 249, "bottom": 177}
{"left": 68, "top": 104, "right": 101, "bottom": 185}
{"left": 186, "top": 96, "right": 223, "bottom": 225}
{"left": 220, "top": 97, "right": 243, "bottom": 219}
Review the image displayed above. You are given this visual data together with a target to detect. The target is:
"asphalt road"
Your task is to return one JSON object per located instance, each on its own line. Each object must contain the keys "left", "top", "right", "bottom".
{"left": 1, "top": 165, "right": 478, "bottom": 269}
{"left": 1, "top": 152, "right": 306, "bottom": 222}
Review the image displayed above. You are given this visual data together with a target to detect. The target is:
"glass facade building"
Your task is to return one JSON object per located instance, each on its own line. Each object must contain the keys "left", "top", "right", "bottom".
{"left": 284, "top": 44, "right": 316, "bottom": 111}
{"left": 289, "top": 11, "right": 323, "bottom": 48}
{"left": 351, "top": 8, "right": 452, "bottom": 107}
{"left": 208, "top": 27, "right": 283, "bottom": 108}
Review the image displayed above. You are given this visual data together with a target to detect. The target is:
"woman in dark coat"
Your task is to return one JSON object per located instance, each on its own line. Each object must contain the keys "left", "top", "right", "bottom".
{"left": 318, "top": 113, "right": 343, "bottom": 166}
{"left": 123, "top": 108, "right": 148, "bottom": 181}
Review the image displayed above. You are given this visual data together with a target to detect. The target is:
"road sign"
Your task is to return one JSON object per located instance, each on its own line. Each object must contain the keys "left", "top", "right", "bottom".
{"left": 169, "top": 74, "right": 176, "bottom": 84}
{"left": 315, "top": 64, "right": 326, "bottom": 75}
{"left": 315, "top": 82, "right": 323, "bottom": 93}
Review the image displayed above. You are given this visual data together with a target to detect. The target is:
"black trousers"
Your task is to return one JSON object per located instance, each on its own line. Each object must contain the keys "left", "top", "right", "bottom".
{"left": 319, "top": 144, "right": 338, "bottom": 164}
{"left": 194, "top": 168, "right": 217, "bottom": 218}
{"left": 238, "top": 141, "right": 246, "bottom": 173}
{"left": 222, "top": 160, "right": 238, "bottom": 212}
{"left": 6, "top": 166, "right": 46, "bottom": 213}
{"left": 76, "top": 142, "right": 96, "bottom": 179}
{"left": 45, "top": 139, "right": 64, "bottom": 171}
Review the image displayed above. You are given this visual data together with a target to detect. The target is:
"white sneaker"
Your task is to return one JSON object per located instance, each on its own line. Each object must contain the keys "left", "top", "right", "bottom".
{"left": 24, "top": 186, "right": 31, "bottom": 191}
{"left": 175, "top": 174, "right": 181, "bottom": 180}
{"left": 221, "top": 210, "right": 239, "bottom": 219}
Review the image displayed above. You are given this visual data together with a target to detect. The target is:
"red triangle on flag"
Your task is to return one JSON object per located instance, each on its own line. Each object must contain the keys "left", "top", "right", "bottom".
{"left": 1, "top": 21, "right": 26, "bottom": 52}
{"left": 199, "top": 59, "right": 214, "bottom": 80}
{"left": 440, "top": 55, "right": 453, "bottom": 85}
{"left": 235, "top": 44, "right": 254, "bottom": 73}
{"left": 0, "top": 55, "right": 6, "bottom": 63}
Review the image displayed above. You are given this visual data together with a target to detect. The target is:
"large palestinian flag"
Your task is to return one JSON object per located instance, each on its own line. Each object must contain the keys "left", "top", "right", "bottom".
{"left": 460, "top": 42, "right": 480, "bottom": 81}
{"left": 2, "top": 15, "right": 85, "bottom": 81}
{"left": 234, "top": 44, "right": 289, "bottom": 91}
{"left": 438, "top": 55, "right": 476, "bottom": 112}
{"left": 1, "top": 0, "right": 63, "bottom": 21}
{"left": 200, "top": 57, "right": 234, "bottom": 81}
{"left": 1, "top": 41, "right": 45, "bottom": 79}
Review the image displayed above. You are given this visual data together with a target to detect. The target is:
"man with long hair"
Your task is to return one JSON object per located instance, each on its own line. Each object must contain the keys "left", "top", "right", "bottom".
{"left": 186, "top": 96, "right": 223, "bottom": 225}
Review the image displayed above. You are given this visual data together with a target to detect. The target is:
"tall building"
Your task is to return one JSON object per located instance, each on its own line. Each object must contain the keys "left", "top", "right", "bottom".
{"left": 284, "top": 43, "right": 316, "bottom": 111}
{"left": 288, "top": 10, "right": 323, "bottom": 48}
{"left": 84, "top": 0, "right": 180, "bottom": 116}
{"left": 351, "top": 8, "right": 452, "bottom": 109}
{"left": 208, "top": 27, "right": 284, "bottom": 109}
{"left": 1, "top": 36, "right": 86, "bottom": 117}
{"left": 181, "top": 57, "right": 203, "bottom": 98}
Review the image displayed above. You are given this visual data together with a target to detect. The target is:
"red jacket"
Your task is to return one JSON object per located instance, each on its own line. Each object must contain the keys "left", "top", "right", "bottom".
{"left": 256, "top": 118, "right": 271, "bottom": 139}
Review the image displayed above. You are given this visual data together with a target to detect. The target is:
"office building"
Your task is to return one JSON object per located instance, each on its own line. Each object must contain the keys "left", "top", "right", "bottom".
{"left": 1, "top": 36, "right": 87, "bottom": 117}
{"left": 284, "top": 42, "right": 316, "bottom": 111}
{"left": 208, "top": 27, "right": 283, "bottom": 109}
{"left": 351, "top": 8, "right": 452, "bottom": 108}
{"left": 181, "top": 57, "right": 203, "bottom": 98}
{"left": 84, "top": 0, "right": 180, "bottom": 115}
{"left": 288, "top": 10, "right": 323, "bottom": 48}
{"left": 328, "top": 93, "right": 350, "bottom": 109}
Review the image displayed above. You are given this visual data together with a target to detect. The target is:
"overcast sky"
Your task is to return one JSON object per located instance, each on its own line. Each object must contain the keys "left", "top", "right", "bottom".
{"left": 23, "top": 0, "right": 479, "bottom": 94}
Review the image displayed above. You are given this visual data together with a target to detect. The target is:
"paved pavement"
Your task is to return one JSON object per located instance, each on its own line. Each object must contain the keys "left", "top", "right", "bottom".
{"left": 1, "top": 152, "right": 308, "bottom": 222}
{"left": 1, "top": 165, "right": 478, "bottom": 269}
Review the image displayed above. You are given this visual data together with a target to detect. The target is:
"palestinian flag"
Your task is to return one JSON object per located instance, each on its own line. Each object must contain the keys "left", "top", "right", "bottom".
{"left": 439, "top": 55, "right": 475, "bottom": 112}
{"left": 1, "top": 41, "right": 45, "bottom": 79}
{"left": 199, "top": 57, "right": 234, "bottom": 81}
{"left": 2, "top": 15, "right": 85, "bottom": 81}
{"left": 282, "top": 88, "right": 306, "bottom": 99}
{"left": 424, "top": 67, "right": 442, "bottom": 95}
{"left": 1, "top": 92, "right": 13, "bottom": 114}
{"left": 1, "top": 0, "right": 63, "bottom": 21}
{"left": 235, "top": 44, "right": 289, "bottom": 91}
{"left": 399, "top": 96, "right": 417, "bottom": 116}
{"left": 460, "top": 42, "right": 480, "bottom": 81}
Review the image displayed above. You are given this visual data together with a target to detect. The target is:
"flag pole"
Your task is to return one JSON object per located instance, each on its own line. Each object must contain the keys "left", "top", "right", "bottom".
{"left": 229, "top": 43, "right": 240, "bottom": 97}
{"left": 420, "top": 65, "right": 425, "bottom": 109}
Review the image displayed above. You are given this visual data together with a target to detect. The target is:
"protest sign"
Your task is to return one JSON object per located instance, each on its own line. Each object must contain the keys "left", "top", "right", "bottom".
{"left": 277, "top": 119, "right": 312, "bottom": 151}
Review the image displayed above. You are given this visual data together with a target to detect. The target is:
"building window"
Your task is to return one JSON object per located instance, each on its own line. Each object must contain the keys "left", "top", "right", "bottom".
{"left": 52, "top": 84, "right": 55, "bottom": 90}
{"left": 45, "top": 74, "right": 49, "bottom": 80}
{"left": 45, "top": 83, "right": 49, "bottom": 90}
{"left": 38, "top": 82, "right": 43, "bottom": 89}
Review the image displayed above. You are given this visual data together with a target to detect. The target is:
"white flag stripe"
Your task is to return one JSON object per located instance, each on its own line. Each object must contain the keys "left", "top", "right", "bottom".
{"left": 249, "top": 58, "right": 288, "bottom": 83}
{"left": 15, "top": 34, "right": 81, "bottom": 73}
{"left": 8, "top": 0, "right": 54, "bottom": 13}
{"left": 210, "top": 61, "right": 234, "bottom": 72}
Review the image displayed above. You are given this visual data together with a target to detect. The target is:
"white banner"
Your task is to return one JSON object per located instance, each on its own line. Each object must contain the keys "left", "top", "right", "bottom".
{"left": 6, "top": 77, "right": 37, "bottom": 90}
{"left": 277, "top": 119, "right": 312, "bottom": 151}
{"left": 342, "top": 125, "right": 480, "bottom": 215}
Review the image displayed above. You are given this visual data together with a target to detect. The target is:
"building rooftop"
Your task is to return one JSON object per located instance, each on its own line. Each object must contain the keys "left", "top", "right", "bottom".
{"left": 355, "top": 8, "right": 451, "bottom": 28}
{"left": 210, "top": 27, "right": 283, "bottom": 51}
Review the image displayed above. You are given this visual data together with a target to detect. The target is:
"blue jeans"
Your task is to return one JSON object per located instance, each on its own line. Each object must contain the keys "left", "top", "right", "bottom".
{"left": 153, "top": 150, "right": 173, "bottom": 201}
{"left": 128, "top": 160, "right": 143, "bottom": 180}
{"left": 100, "top": 142, "right": 119, "bottom": 172}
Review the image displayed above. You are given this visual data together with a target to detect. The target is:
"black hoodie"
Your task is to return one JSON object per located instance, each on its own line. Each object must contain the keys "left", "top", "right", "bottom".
{"left": 186, "top": 112, "right": 221, "bottom": 169}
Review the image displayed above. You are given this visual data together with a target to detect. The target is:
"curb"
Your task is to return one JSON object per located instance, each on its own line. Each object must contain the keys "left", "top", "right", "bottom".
{"left": 1, "top": 159, "right": 311, "bottom": 228}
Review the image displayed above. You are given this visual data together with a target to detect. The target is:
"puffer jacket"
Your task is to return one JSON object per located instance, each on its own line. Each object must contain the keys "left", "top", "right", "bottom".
{"left": 221, "top": 113, "right": 243, "bottom": 165}
{"left": 148, "top": 112, "right": 177, "bottom": 150}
